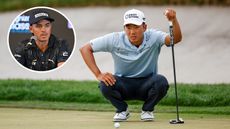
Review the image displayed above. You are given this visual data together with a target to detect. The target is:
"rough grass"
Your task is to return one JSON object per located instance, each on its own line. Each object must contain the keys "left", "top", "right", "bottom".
{"left": 0, "top": 79, "right": 229, "bottom": 107}
{"left": 161, "top": 83, "right": 230, "bottom": 106}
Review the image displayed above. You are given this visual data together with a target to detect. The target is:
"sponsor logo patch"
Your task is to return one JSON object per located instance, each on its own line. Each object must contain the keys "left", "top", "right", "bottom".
{"left": 125, "top": 14, "right": 139, "bottom": 19}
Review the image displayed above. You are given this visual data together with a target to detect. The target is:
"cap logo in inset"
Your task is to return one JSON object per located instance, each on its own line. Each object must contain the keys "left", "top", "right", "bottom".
{"left": 35, "top": 13, "right": 49, "bottom": 18}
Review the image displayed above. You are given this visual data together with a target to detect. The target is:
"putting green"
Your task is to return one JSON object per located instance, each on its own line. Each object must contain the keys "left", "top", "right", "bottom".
{"left": 0, "top": 108, "right": 229, "bottom": 129}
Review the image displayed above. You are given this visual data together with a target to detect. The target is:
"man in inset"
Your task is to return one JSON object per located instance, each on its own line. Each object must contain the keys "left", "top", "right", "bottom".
{"left": 80, "top": 8, "right": 182, "bottom": 121}
{"left": 14, "top": 9, "right": 70, "bottom": 71}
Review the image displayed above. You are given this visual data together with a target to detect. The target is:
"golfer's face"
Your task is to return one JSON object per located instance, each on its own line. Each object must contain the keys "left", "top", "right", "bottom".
{"left": 30, "top": 19, "right": 52, "bottom": 42}
{"left": 124, "top": 24, "right": 146, "bottom": 45}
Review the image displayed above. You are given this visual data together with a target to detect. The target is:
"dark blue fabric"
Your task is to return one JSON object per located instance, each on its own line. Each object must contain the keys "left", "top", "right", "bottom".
{"left": 99, "top": 74, "right": 169, "bottom": 113}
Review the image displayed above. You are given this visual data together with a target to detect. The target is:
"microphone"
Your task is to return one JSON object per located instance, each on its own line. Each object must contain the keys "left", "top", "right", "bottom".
{"left": 30, "top": 36, "right": 37, "bottom": 43}
{"left": 26, "top": 36, "right": 37, "bottom": 48}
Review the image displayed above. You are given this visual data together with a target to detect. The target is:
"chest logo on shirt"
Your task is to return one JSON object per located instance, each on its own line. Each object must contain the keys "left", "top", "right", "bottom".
{"left": 62, "top": 51, "right": 68, "bottom": 57}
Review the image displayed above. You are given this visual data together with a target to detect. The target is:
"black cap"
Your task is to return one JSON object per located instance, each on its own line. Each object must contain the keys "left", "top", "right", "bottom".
{"left": 29, "top": 9, "right": 54, "bottom": 25}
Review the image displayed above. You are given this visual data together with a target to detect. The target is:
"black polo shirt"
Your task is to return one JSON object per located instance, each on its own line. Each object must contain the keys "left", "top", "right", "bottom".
{"left": 14, "top": 34, "right": 70, "bottom": 71}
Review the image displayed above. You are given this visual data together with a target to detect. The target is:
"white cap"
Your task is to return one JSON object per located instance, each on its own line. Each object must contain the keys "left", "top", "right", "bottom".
{"left": 123, "top": 9, "right": 146, "bottom": 26}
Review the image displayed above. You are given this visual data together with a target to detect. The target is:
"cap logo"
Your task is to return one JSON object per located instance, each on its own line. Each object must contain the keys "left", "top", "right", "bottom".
{"left": 125, "top": 14, "right": 139, "bottom": 19}
{"left": 34, "top": 13, "right": 48, "bottom": 18}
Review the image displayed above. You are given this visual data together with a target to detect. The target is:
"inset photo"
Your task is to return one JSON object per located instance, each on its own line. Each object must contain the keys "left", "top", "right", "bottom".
{"left": 8, "top": 6, "right": 75, "bottom": 72}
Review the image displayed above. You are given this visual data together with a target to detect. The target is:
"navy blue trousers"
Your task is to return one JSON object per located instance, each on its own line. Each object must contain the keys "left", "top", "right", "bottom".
{"left": 99, "top": 74, "right": 169, "bottom": 113}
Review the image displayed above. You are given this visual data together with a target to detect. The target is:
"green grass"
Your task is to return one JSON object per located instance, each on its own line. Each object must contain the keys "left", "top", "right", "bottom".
{"left": 0, "top": 100, "right": 229, "bottom": 115}
{"left": 161, "top": 83, "right": 230, "bottom": 106}
{"left": 0, "top": 79, "right": 229, "bottom": 115}
{"left": 0, "top": 79, "right": 105, "bottom": 103}
{"left": 0, "top": 79, "right": 229, "bottom": 107}
{"left": 0, "top": 0, "right": 229, "bottom": 12}
{"left": 0, "top": 108, "right": 229, "bottom": 129}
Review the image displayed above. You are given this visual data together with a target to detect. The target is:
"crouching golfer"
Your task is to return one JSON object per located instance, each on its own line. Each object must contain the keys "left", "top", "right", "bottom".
{"left": 80, "top": 8, "right": 182, "bottom": 122}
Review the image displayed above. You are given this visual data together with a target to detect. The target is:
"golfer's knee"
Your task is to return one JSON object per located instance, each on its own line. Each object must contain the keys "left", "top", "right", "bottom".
{"left": 155, "top": 74, "right": 169, "bottom": 94}
{"left": 99, "top": 81, "right": 112, "bottom": 97}
{"left": 155, "top": 74, "right": 168, "bottom": 84}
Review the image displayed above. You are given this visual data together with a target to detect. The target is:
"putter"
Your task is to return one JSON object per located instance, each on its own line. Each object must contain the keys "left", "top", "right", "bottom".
{"left": 168, "top": 21, "right": 184, "bottom": 124}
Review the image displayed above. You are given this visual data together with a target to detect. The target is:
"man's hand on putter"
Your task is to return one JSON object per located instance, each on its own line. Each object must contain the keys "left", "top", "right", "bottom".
{"left": 164, "top": 9, "right": 177, "bottom": 22}
{"left": 97, "top": 72, "right": 116, "bottom": 86}
{"left": 164, "top": 8, "right": 182, "bottom": 45}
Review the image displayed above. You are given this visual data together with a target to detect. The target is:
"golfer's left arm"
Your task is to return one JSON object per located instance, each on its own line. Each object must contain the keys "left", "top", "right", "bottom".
{"left": 165, "top": 9, "right": 182, "bottom": 46}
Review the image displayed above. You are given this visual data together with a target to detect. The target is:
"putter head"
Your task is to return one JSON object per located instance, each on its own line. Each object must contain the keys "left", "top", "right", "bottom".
{"left": 169, "top": 118, "right": 184, "bottom": 124}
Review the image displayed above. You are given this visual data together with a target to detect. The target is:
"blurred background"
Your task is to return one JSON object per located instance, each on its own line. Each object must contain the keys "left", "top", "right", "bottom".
{"left": 0, "top": 0, "right": 230, "bottom": 11}
{"left": 0, "top": 0, "right": 230, "bottom": 83}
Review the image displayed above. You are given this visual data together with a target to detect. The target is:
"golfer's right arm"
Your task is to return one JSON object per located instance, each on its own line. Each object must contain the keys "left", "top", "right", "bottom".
{"left": 80, "top": 43, "right": 116, "bottom": 86}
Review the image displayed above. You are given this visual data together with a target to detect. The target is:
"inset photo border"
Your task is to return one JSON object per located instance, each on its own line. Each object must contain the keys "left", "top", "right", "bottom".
{"left": 8, "top": 6, "right": 76, "bottom": 73}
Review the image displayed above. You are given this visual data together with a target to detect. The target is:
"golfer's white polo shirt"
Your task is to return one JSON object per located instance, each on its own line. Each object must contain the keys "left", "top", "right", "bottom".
{"left": 90, "top": 29, "right": 168, "bottom": 78}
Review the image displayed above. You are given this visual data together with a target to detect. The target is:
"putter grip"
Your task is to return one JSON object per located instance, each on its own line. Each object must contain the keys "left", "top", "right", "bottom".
{"left": 169, "top": 21, "right": 173, "bottom": 27}
{"left": 169, "top": 21, "right": 173, "bottom": 46}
